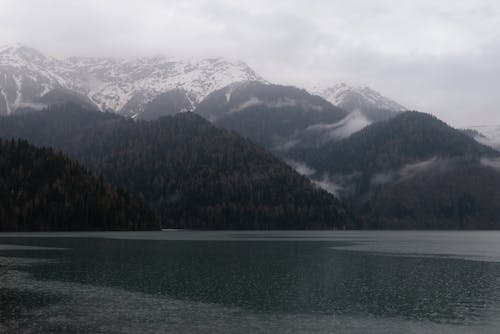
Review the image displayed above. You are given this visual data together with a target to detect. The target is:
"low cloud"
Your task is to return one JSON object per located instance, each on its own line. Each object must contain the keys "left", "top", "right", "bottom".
{"left": 313, "top": 176, "right": 343, "bottom": 197}
{"left": 272, "top": 139, "right": 300, "bottom": 151}
{"left": 471, "top": 126, "right": 500, "bottom": 151}
{"left": 399, "top": 157, "right": 443, "bottom": 179}
{"left": 313, "top": 172, "right": 360, "bottom": 198}
{"left": 285, "top": 159, "right": 359, "bottom": 197}
{"left": 229, "top": 97, "right": 262, "bottom": 113}
{"left": 286, "top": 159, "right": 316, "bottom": 176}
{"left": 304, "top": 111, "right": 371, "bottom": 142}
{"left": 480, "top": 157, "right": 500, "bottom": 171}
{"left": 371, "top": 157, "right": 450, "bottom": 185}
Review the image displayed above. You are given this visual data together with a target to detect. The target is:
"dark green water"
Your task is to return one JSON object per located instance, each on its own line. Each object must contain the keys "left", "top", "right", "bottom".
{"left": 1, "top": 231, "right": 500, "bottom": 333}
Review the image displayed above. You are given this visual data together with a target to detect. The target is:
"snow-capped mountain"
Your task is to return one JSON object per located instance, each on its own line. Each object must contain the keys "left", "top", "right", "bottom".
{"left": 0, "top": 44, "right": 64, "bottom": 114}
{"left": 0, "top": 44, "right": 264, "bottom": 117}
{"left": 311, "top": 83, "right": 406, "bottom": 122}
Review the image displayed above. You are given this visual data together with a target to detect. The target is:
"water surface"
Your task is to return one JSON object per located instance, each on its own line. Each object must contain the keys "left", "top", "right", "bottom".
{"left": 1, "top": 231, "right": 500, "bottom": 333}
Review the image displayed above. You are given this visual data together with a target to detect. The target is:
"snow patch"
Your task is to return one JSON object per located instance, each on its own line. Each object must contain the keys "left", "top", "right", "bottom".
{"left": 0, "top": 89, "right": 11, "bottom": 114}
{"left": 481, "top": 157, "right": 500, "bottom": 171}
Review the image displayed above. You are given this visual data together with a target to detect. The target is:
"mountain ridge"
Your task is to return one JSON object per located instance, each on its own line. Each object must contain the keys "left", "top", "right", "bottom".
{"left": 0, "top": 44, "right": 265, "bottom": 117}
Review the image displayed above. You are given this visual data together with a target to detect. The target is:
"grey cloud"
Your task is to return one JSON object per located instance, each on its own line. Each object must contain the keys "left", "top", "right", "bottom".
{"left": 230, "top": 97, "right": 263, "bottom": 113}
{"left": 272, "top": 139, "right": 300, "bottom": 152}
{"left": 1, "top": 0, "right": 499, "bottom": 126}
{"left": 313, "top": 177, "right": 343, "bottom": 197}
{"left": 480, "top": 157, "right": 500, "bottom": 171}
{"left": 286, "top": 160, "right": 316, "bottom": 177}
{"left": 285, "top": 158, "right": 359, "bottom": 198}
{"left": 304, "top": 111, "right": 372, "bottom": 142}
{"left": 230, "top": 97, "right": 322, "bottom": 115}
{"left": 473, "top": 127, "right": 500, "bottom": 151}
{"left": 313, "top": 172, "right": 360, "bottom": 198}
{"left": 371, "top": 157, "right": 451, "bottom": 186}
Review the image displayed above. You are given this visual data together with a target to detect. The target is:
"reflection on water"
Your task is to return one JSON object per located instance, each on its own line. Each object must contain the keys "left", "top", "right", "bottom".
{"left": 1, "top": 231, "right": 500, "bottom": 333}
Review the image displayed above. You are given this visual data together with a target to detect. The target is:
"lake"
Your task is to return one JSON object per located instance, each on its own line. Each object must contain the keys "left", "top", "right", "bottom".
{"left": 1, "top": 231, "right": 500, "bottom": 333}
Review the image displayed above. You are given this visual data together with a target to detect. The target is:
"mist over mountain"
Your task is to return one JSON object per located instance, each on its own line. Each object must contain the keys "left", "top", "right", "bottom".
{"left": 287, "top": 112, "right": 500, "bottom": 228}
{"left": 195, "top": 81, "right": 353, "bottom": 149}
{"left": 465, "top": 125, "right": 500, "bottom": 152}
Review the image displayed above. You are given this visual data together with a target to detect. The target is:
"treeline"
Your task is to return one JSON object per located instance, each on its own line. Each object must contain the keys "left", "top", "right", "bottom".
{"left": 0, "top": 138, "right": 157, "bottom": 231}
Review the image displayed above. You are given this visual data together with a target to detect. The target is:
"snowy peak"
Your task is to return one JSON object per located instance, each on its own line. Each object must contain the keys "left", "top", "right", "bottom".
{"left": 59, "top": 55, "right": 263, "bottom": 115}
{"left": 0, "top": 44, "right": 265, "bottom": 117}
{"left": 0, "top": 44, "right": 46, "bottom": 64}
{"left": 316, "top": 82, "right": 406, "bottom": 111}
{"left": 0, "top": 44, "right": 65, "bottom": 115}
{"left": 311, "top": 83, "right": 406, "bottom": 122}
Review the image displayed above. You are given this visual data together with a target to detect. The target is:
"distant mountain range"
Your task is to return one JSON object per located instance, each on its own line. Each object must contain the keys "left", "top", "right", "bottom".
{"left": 0, "top": 44, "right": 264, "bottom": 117}
{"left": 0, "top": 44, "right": 405, "bottom": 122}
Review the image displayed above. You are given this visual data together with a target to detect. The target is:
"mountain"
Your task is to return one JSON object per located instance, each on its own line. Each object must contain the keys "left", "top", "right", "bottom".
{"left": 0, "top": 138, "right": 157, "bottom": 231}
{"left": 0, "top": 104, "right": 356, "bottom": 229}
{"left": 287, "top": 111, "right": 500, "bottom": 228}
{"left": 195, "top": 81, "right": 348, "bottom": 150}
{"left": 0, "top": 44, "right": 264, "bottom": 117}
{"left": 312, "top": 83, "right": 406, "bottom": 122}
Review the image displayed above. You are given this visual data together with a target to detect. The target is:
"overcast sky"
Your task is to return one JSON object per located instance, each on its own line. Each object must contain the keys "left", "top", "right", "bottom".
{"left": 1, "top": 0, "right": 499, "bottom": 126}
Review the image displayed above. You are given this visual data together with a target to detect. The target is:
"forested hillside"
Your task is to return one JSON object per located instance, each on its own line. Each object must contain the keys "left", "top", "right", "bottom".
{"left": 294, "top": 112, "right": 497, "bottom": 174}
{"left": 0, "top": 104, "right": 355, "bottom": 229}
{"left": 288, "top": 112, "right": 500, "bottom": 229}
{"left": 0, "top": 139, "right": 157, "bottom": 231}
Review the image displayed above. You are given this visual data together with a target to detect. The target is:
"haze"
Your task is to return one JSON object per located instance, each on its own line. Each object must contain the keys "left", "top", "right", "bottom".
{"left": 1, "top": 0, "right": 499, "bottom": 126}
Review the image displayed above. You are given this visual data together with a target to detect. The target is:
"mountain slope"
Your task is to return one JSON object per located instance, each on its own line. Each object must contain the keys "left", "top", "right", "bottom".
{"left": 0, "top": 104, "right": 355, "bottom": 229}
{"left": 0, "top": 44, "right": 264, "bottom": 117}
{"left": 196, "top": 81, "right": 348, "bottom": 150}
{"left": 0, "top": 138, "right": 157, "bottom": 231}
{"left": 288, "top": 111, "right": 500, "bottom": 228}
